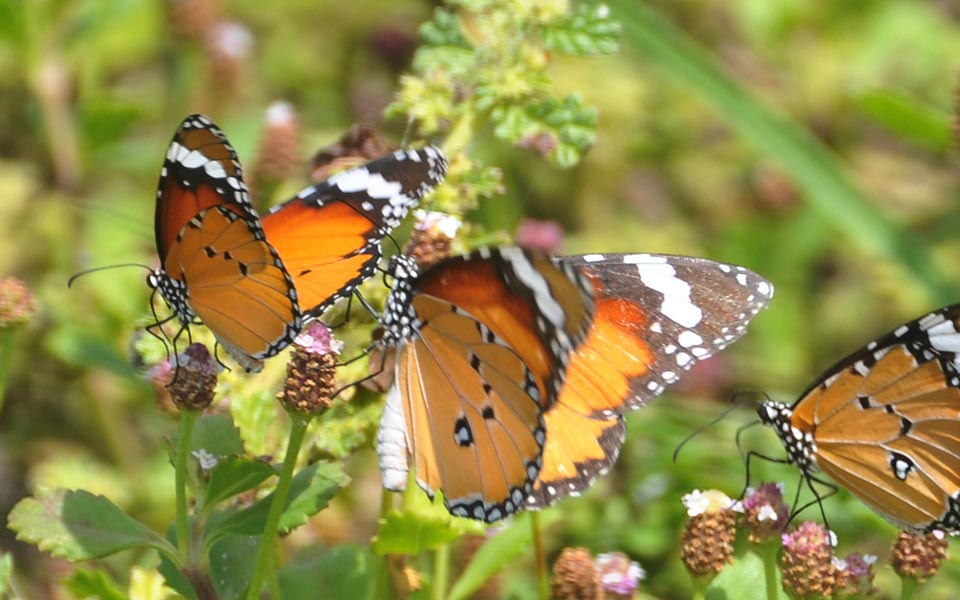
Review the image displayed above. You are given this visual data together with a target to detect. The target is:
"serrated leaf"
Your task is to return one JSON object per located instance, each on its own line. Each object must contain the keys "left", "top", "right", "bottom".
{"left": 492, "top": 95, "right": 597, "bottom": 168}
{"left": 707, "top": 552, "right": 788, "bottom": 600}
{"left": 371, "top": 501, "right": 485, "bottom": 556}
{"left": 212, "top": 462, "right": 349, "bottom": 537}
{"left": 278, "top": 544, "right": 374, "bottom": 600}
{"left": 543, "top": 4, "right": 621, "bottom": 56}
{"left": 8, "top": 489, "right": 176, "bottom": 561}
{"left": 448, "top": 511, "right": 560, "bottom": 600}
{"left": 65, "top": 568, "right": 127, "bottom": 600}
{"left": 202, "top": 457, "right": 275, "bottom": 510}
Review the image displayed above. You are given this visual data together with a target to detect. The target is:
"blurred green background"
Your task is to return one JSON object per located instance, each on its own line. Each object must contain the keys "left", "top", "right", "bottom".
{"left": 1, "top": 0, "right": 960, "bottom": 597}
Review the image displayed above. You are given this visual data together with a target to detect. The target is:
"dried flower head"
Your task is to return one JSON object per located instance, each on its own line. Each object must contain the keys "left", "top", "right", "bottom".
{"left": 167, "top": 0, "right": 220, "bottom": 39}
{"left": 310, "top": 125, "right": 395, "bottom": 183}
{"left": 277, "top": 322, "right": 343, "bottom": 415}
{"left": 595, "top": 552, "right": 644, "bottom": 600}
{"left": 742, "top": 482, "right": 790, "bottom": 543}
{"left": 833, "top": 552, "right": 878, "bottom": 598}
{"left": 891, "top": 529, "right": 949, "bottom": 582}
{"left": 405, "top": 210, "right": 462, "bottom": 267}
{"left": 167, "top": 343, "right": 221, "bottom": 410}
{"left": 680, "top": 489, "right": 739, "bottom": 577}
{"left": 204, "top": 20, "right": 253, "bottom": 94}
{"left": 780, "top": 521, "right": 837, "bottom": 599}
{"left": 251, "top": 101, "right": 301, "bottom": 198}
{"left": 551, "top": 547, "right": 598, "bottom": 600}
{"left": 0, "top": 277, "right": 38, "bottom": 328}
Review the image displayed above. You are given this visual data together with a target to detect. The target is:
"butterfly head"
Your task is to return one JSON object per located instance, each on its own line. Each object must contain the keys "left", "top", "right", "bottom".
{"left": 147, "top": 268, "right": 195, "bottom": 326}
{"left": 758, "top": 400, "right": 818, "bottom": 473}
{"left": 381, "top": 255, "right": 422, "bottom": 345}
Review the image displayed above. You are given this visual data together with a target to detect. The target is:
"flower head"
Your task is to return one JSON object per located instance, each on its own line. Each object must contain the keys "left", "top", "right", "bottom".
{"left": 780, "top": 521, "right": 837, "bottom": 599}
{"left": 680, "top": 489, "right": 738, "bottom": 577}
{"left": 891, "top": 529, "right": 949, "bottom": 583}
{"left": 595, "top": 552, "right": 644, "bottom": 599}
{"left": 0, "top": 277, "right": 38, "bottom": 328}
{"left": 742, "top": 482, "right": 790, "bottom": 543}
{"left": 551, "top": 547, "right": 598, "bottom": 600}
{"left": 833, "top": 552, "right": 877, "bottom": 598}
{"left": 405, "top": 210, "right": 461, "bottom": 268}
{"left": 167, "top": 343, "right": 222, "bottom": 411}
{"left": 277, "top": 322, "right": 342, "bottom": 415}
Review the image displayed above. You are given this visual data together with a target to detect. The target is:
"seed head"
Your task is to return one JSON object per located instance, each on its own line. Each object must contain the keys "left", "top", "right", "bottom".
{"left": 277, "top": 322, "right": 342, "bottom": 415}
{"left": 742, "top": 482, "right": 790, "bottom": 544}
{"left": 551, "top": 547, "right": 598, "bottom": 600}
{"left": 779, "top": 521, "right": 837, "bottom": 599}
{"left": 167, "top": 343, "right": 221, "bottom": 411}
{"left": 680, "top": 489, "right": 739, "bottom": 577}
{"left": 0, "top": 277, "right": 38, "bottom": 329}
{"left": 891, "top": 529, "right": 949, "bottom": 583}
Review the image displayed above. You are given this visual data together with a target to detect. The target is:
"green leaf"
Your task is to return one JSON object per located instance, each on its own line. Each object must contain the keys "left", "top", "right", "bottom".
{"left": 492, "top": 94, "right": 598, "bottom": 168}
{"left": 542, "top": 4, "right": 622, "bottom": 56}
{"left": 420, "top": 8, "right": 471, "bottom": 49}
{"left": 8, "top": 489, "right": 176, "bottom": 562}
{"left": 448, "top": 511, "right": 560, "bottom": 600}
{"left": 855, "top": 89, "right": 951, "bottom": 152}
{"left": 186, "top": 413, "right": 245, "bottom": 458}
{"left": 707, "top": 552, "right": 788, "bottom": 600}
{"left": 212, "top": 462, "right": 349, "bottom": 538}
{"left": 371, "top": 500, "right": 485, "bottom": 556}
{"left": 202, "top": 457, "right": 275, "bottom": 510}
{"left": 65, "top": 569, "right": 127, "bottom": 600}
{"left": 208, "top": 534, "right": 259, "bottom": 600}
{"left": 278, "top": 545, "right": 374, "bottom": 600}
{"left": 610, "top": 0, "right": 953, "bottom": 303}
{"left": 0, "top": 552, "right": 11, "bottom": 597}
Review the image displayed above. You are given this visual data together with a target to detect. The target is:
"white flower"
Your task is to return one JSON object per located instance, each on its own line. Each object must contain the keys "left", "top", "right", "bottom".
{"left": 757, "top": 504, "right": 779, "bottom": 522}
{"left": 192, "top": 449, "right": 218, "bottom": 471}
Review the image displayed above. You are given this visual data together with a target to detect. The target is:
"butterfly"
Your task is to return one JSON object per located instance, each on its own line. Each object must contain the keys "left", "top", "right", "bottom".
{"left": 377, "top": 251, "right": 772, "bottom": 519}
{"left": 377, "top": 248, "right": 595, "bottom": 522}
{"left": 148, "top": 114, "right": 446, "bottom": 371}
{"left": 759, "top": 303, "right": 960, "bottom": 534}
{"left": 527, "top": 253, "right": 774, "bottom": 507}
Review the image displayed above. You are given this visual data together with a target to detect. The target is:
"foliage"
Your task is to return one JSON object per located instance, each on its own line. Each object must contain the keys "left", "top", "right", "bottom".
{"left": 1, "top": 0, "right": 960, "bottom": 598}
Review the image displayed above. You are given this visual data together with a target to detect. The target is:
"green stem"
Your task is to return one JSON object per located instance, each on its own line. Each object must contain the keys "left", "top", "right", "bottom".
{"left": 246, "top": 414, "right": 310, "bottom": 600}
{"left": 0, "top": 328, "right": 15, "bottom": 416}
{"left": 900, "top": 576, "right": 917, "bottom": 600}
{"left": 431, "top": 543, "right": 450, "bottom": 600}
{"left": 531, "top": 512, "right": 548, "bottom": 600}
{"left": 372, "top": 488, "right": 394, "bottom": 600}
{"left": 757, "top": 543, "right": 779, "bottom": 600}
{"left": 175, "top": 410, "right": 198, "bottom": 565}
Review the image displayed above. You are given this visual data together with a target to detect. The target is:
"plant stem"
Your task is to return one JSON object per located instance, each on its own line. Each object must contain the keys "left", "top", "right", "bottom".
{"left": 757, "top": 543, "right": 779, "bottom": 600}
{"left": 246, "top": 414, "right": 309, "bottom": 599}
{"left": 900, "top": 576, "right": 917, "bottom": 600}
{"left": 441, "top": 106, "right": 476, "bottom": 158}
{"left": 0, "top": 328, "right": 15, "bottom": 416}
{"left": 531, "top": 512, "right": 548, "bottom": 600}
{"left": 431, "top": 543, "right": 450, "bottom": 600}
{"left": 175, "top": 410, "right": 198, "bottom": 565}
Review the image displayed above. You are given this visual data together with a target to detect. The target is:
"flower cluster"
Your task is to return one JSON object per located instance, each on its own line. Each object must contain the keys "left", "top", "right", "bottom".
{"left": 551, "top": 547, "right": 644, "bottom": 600}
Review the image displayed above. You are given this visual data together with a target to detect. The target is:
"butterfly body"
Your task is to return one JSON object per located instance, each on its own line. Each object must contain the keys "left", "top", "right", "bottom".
{"left": 380, "top": 248, "right": 595, "bottom": 521}
{"left": 760, "top": 304, "right": 960, "bottom": 534}
{"left": 149, "top": 114, "right": 445, "bottom": 371}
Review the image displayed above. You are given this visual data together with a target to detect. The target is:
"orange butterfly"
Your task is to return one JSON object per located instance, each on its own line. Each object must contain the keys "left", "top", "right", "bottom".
{"left": 148, "top": 114, "right": 445, "bottom": 371}
{"left": 378, "top": 249, "right": 595, "bottom": 521}
{"left": 759, "top": 304, "right": 960, "bottom": 533}
{"left": 378, "top": 252, "right": 772, "bottom": 519}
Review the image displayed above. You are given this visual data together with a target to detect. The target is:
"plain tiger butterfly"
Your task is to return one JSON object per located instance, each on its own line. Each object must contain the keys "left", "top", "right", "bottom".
{"left": 528, "top": 253, "right": 774, "bottom": 507}
{"left": 378, "top": 248, "right": 595, "bottom": 522}
{"left": 759, "top": 304, "right": 960, "bottom": 534}
{"left": 147, "top": 114, "right": 445, "bottom": 371}
{"left": 378, "top": 251, "right": 772, "bottom": 519}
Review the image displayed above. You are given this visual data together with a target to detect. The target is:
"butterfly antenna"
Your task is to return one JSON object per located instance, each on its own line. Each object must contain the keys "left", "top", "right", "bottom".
{"left": 68, "top": 262, "right": 153, "bottom": 287}
{"left": 672, "top": 399, "right": 751, "bottom": 464}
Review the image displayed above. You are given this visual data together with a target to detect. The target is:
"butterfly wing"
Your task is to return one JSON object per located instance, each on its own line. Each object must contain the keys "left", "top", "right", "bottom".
{"left": 383, "top": 249, "right": 595, "bottom": 521}
{"left": 528, "top": 253, "right": 774, "bottom": 507}
{"left": 262, "top": 147, "right": 446, "bottom": 317}
{"left": 153, "top": 114, "right": 300, "bottom": 371}
{"left": 779, "top": 305, "right": 960, "bottom": 533}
